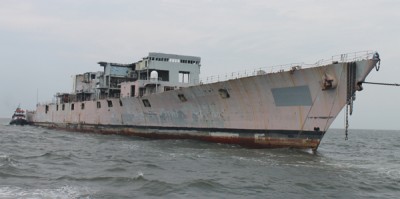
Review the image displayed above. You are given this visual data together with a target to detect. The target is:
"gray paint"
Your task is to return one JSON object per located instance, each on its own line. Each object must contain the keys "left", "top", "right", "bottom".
{"left": 271, "top": 85, "right": 312, "bottom": 106}
{"left": 148, "top": 52, "right": 201, "bottom": 62}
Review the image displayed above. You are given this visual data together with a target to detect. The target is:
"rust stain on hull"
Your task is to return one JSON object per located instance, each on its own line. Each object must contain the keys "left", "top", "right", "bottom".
{"left": 34, "top": 122, "right": 322, "bottom": 150}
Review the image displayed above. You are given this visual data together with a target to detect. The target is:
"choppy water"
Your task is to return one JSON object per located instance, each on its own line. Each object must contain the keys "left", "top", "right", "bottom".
{"left": 0, "top": 118, "right": 399, "bottom": 199}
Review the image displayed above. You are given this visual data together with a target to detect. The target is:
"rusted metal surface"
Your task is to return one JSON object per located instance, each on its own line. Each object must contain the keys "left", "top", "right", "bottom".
{"left": 28, "top": 56, "right": 379, "bottom": 150}
{"left": 32, "top": 122, "right": 323, "bottom": 150}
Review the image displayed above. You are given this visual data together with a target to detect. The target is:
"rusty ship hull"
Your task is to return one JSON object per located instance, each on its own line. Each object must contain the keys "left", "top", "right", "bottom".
{"left": 28, "top": 52, "right": 380, "bottom": 150}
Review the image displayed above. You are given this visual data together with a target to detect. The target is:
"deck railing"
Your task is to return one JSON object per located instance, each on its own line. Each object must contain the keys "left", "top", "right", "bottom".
{"left": 196, "top": 50, "right": 375, "bottom": 85}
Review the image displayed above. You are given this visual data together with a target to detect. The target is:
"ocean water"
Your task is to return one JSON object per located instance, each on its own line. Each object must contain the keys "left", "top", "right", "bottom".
{"left": 0, "top": 118, "right": 399, "bottom": 199}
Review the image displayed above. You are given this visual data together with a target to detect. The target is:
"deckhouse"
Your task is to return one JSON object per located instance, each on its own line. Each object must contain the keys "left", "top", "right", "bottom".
{"left": 64, "top": 52, "right": 201, "bottom": 104}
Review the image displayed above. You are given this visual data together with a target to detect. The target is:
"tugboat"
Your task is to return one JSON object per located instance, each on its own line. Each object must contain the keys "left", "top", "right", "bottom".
{"left": 10, "top": 106, "right": 28, "bottom": 125}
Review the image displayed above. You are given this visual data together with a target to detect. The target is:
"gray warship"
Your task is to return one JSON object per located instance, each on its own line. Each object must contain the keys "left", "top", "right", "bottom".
{"left": 27, "top": 51, "right": 380, "bottom": 151}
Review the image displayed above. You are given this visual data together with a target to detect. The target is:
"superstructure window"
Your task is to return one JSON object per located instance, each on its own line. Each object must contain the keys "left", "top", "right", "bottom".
{"left": 81, "top": 103, "right": 85, "bottom": 110}
{"left": 142, "top": 99, "right": 151, "bottom": 107}
{"left": 178, "top": 59, "right": 198, "bottom": 64}
{"left": 45, "top": 105, "right": 49, "bottom": 114}
{"left": 179, "top": 71, "right": 190, "bottom": 83}
{"left": 164, "top": 86, "right": 174, "bottom": 91}
{"left": 97, "top": 101, "right": 101, "bottom": 108}
{"left": 157, "top": 70, "right": 169, "bottom": 81}
{"left": 62, "top": 104, "right": 65, "bottom": 111}
{"left": 71, "top": 103, "right": 75, "bottom": 110}
{"left": 56, "top": 104, "right": 59, "bottom": 111}
{"left": 107, "top": 100, "right": 113, "bottom": 107}
{"left": 119, "top": 99, "right": 123, "bottom": 106}
{"left": 169, "top": 58, "right": 180, "bottom": 63}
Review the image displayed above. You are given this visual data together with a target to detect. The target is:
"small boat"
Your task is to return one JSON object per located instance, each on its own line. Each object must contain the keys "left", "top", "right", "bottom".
{"left": 10, "top": 106, "right": 29, "bottom": 125}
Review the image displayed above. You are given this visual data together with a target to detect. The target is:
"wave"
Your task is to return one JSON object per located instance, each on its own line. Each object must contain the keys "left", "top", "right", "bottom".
{"left": 0, "top": 185, "right": 95, "bottom": 199}
{"left": 0, "top": 170, "right": 45, "bottom": 180}
{"left": 23, "top": 151, "right": 80, "bottom": 161}
{"left": 179, "top": 179, "right": 227, "bottom": 190}
{"left": 55, "top": 171, "right": 148, "bottom": 183}
{"left": 51, "top": 172, "right": 229, "bottom": 197}
{"left": 0, "top": 154, "right": 12, "bottom": 161}
{"left": 386, "top": 169, "right": 400, "bottom": 180}
{"left": 103, "top": 166, "right": 128, "bottom": 172}
{"left": 0, "top": 156, "right": 45, "bottom": 180}
{"left": 0, "top": 154, "right": 19, "bottom": 168}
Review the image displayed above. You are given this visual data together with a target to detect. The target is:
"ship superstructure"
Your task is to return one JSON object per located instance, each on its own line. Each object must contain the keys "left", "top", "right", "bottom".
{"left": 28, "top": 51, "right": 380, "bottom": 151}
{"left": 56, "top": 52, "right": 201, "bottom": 104}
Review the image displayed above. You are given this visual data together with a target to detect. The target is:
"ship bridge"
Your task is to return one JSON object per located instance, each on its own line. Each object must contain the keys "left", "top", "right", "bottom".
{"left": 120, "top": 52, "right": 201, "bottom": 98}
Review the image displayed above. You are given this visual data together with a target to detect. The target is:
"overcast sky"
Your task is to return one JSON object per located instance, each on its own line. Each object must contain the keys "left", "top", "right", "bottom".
{"left": 1, "top": 0, "right": 399, "bottom": 130}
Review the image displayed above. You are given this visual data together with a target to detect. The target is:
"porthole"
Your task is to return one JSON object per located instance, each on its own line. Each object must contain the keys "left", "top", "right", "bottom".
{"left": 142, "top": 99, "right": 151, "bottom": 107}
{"left": 178, "top": 94, "right": 187, "bottom": 102}
{"left": 218, "top": 89, "right": 230, "bottom": 99}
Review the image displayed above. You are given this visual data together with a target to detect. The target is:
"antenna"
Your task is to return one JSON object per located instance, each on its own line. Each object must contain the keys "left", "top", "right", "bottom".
{"left": 36, "top": 88, "right": 39, "bottom": 106}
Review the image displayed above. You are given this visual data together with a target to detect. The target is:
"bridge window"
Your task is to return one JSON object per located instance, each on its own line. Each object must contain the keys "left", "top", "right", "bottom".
{"left": 97, "top": 101, "right": 101, "bottom": 108}
{"left": 71, "top": 103, "right": 75, "bottom": 110}
{"left": 107, "top": 100, "right": 113, "bottom": 107}
{"left": 81, "top": 103, "right": 85, "bottom": 110}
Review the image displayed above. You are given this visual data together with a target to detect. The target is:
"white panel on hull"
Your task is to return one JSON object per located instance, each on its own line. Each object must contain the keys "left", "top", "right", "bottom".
{"left": 210, "top": 132, "right": 239, "bottom": 138}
